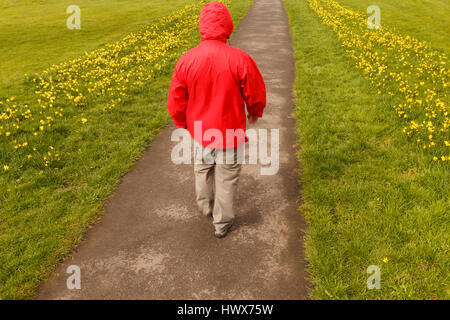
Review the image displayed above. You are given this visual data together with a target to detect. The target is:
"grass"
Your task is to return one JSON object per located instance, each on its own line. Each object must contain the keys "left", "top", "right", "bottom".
{"left": 0, "top": 0, "right": 192, "bottom": 90}
{"left": 0, "top": 0, "right": 252, "bottom": 299}
{"left": 283, "top": 0, "right": 449, "bottom": 299}
{"left": 338, "top": 0, "right": 450, "bottom": 53}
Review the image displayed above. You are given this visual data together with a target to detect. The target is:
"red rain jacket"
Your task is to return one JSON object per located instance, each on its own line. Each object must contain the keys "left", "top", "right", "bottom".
{"left": 167, "top": 1, "right": 266, "bottom": 149}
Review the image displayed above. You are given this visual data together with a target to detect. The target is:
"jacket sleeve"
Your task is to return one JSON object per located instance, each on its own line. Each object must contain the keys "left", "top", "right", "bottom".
{"left": 167, "top": 58, "right": 188, "bottom": 128}
{"left": 239, "top": 53, "right": 267, "bottom": 117}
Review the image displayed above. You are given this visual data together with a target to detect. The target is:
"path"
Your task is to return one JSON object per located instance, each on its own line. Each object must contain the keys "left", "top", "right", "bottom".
{"left": 37, "top": 0, "right": 307, "bottom": 299}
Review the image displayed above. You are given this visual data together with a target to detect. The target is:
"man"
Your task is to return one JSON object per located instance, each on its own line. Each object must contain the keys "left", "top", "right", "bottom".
{"left": 167, "top": 1, "right": 266, "bottom": 238}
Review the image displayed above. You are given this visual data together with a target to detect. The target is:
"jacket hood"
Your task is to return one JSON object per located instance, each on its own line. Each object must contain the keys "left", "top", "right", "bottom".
{"left": 199, "top": 2, "right": 234, "bottom": 42}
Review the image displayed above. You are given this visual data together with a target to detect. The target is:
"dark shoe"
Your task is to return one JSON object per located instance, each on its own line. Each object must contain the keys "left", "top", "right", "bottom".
{"left": 214, "top": 224, "right": 233, "bottom": 238}
{"left": 206, "top": 212, "right": 213, "bottom": 218}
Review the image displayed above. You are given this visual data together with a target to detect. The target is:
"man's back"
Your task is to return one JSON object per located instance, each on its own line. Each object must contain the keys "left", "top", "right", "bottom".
{"left": 167, "top": 1, "right": 266, "bottom": 149}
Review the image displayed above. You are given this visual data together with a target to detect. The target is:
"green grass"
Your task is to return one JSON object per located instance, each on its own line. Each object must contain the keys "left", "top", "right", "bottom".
{"left": 0, "top": 0, "right": 193, "bottom": 91}
{"left": 0, "top": 0, "right": 252, "bottom": 299}
{"left": 284, "top": 0, "right": 449, "bottom": 299}
{"left": 338, "top": 0, "right": 450, "bottom": 53}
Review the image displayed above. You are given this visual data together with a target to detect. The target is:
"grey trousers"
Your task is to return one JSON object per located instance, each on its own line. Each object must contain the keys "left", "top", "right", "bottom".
{"left": 194, "top": 144, "right": 242, "bottom": 233}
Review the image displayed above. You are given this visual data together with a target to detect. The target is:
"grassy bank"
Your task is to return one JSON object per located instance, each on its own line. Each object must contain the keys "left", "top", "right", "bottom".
{"left": 0, "top": 0, "right": 192, "bottom": 90}
{"left": 338, "top": 0, "right": 450, "bottom": 52}
{"left": 0, "top": 0, "right": 252, "bottom": 299}
{"left": 284, "top": 0, "right": 449, "bottom": 299}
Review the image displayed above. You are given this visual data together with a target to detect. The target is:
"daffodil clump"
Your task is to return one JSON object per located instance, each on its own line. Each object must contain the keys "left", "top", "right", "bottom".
{"left": 1, "top": 0, "right": 224, "bottom": 174}
{"left": 307, "top": 0, "right": 449, "bottom": 162}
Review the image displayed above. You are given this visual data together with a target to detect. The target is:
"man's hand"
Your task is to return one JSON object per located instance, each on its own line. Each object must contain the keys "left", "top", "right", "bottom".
{"left": 247, "top": 114, "right": 259, "bottom": 124}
